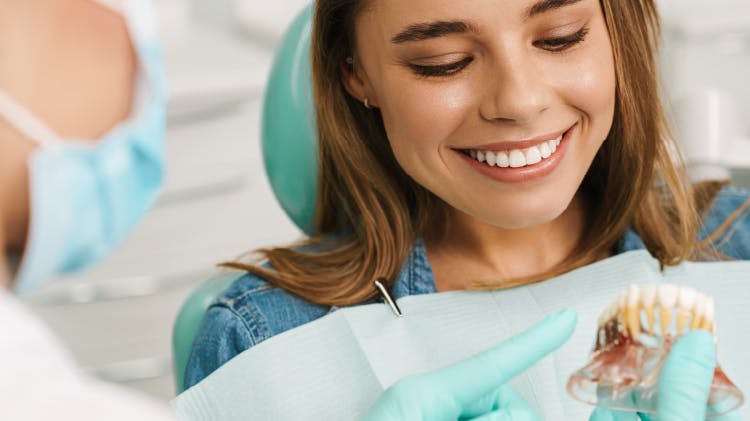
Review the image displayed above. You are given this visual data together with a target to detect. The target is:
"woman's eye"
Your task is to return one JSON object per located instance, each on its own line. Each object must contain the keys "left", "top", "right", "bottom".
{"left": 408, "top": 56, "right": 474, "bottom": 78}
{"left": 535, "top": 26, "right": 590, "bottom": 52}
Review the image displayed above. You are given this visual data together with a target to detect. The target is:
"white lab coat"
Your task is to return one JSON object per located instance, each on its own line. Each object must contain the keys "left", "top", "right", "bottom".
{"left": 0, "top": 289, "right": 176, "bottom": 420}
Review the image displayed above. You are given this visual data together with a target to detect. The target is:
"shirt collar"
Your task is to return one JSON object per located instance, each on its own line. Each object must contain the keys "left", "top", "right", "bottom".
{"left": 392, "top": 238, "right": 437, "bottom": 299}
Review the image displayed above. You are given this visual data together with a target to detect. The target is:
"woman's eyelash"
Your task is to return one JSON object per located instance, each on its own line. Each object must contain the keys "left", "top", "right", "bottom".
{"left": 407, "top": 26, "right": 590, "bottom": 78}
{"left": 408, "top": 56, "right": 474, "bottom": 78}
{"left": 536, "top": 27, "right": 590, "bottom": 51}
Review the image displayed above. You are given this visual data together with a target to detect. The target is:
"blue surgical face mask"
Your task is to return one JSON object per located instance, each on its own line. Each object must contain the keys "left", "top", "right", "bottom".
{"left": 0, "top": 0, "right": 168, "bottom": 295}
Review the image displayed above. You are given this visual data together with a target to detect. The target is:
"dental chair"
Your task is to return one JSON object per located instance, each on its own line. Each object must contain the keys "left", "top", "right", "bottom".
{"left": 172, "top": 5, "right": 316, "bottom": 393}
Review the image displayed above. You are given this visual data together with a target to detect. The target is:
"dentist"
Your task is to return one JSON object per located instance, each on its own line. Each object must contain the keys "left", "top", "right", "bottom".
{"left": 0, "top": 0, "right": 174, "bottom": 419}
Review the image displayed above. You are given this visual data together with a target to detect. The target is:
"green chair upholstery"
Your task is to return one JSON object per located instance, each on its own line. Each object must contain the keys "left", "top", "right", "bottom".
{"left": 262, "top": 4, "right": 317, "bottom": 235}
{"left": 171, "top": 4, "right": 316, "bottom": 394}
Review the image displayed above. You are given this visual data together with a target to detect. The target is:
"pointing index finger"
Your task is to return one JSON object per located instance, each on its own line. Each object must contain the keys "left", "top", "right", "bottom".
{"left": 429, "top": 308, "right": 577, "bottom": 405}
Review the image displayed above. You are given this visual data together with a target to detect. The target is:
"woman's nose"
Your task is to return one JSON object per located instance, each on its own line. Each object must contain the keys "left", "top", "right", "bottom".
{"left": 478, "top": 53, "right": 552, "bottom": 125}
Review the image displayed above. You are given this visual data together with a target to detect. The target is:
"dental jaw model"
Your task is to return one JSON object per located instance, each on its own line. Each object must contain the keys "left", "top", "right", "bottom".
{"left": 567, "top": 284, "right": 744, "bottom": 417}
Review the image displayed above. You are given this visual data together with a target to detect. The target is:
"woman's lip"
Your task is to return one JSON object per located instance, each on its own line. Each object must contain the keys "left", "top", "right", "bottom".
{"left": 457, "top": 123, "right": 577, "bottom": 183}
{"left": 456, "top": 125, "right": 573, "bottom": 152}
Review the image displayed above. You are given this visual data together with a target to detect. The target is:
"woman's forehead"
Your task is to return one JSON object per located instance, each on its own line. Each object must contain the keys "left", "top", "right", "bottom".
{"left": 358, "top": 0, "right": 594, "bottom": 39}
{"left": 363, "top": 0, "right": 589, "bottom": 21}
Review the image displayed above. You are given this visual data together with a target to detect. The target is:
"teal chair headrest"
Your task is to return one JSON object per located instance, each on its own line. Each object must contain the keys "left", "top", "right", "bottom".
{"left": 173, "top": 4, "right": 317, "bottom": 393}
{"left": 262, "top": 3, "right": 317, "bottom": 235}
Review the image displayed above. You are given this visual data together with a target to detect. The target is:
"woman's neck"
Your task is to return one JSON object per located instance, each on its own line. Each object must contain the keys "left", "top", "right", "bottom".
{"left": 426, "top": 193, "right": 588, "bottom": 291}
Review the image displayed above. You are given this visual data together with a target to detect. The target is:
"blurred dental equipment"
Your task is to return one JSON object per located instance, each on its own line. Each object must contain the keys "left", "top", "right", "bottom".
{"left": 232, "top": 0, "right": 311, "bottom": 44}
{"left": 673, "top": 89, "right": 749, "bottom": 182}
{"left": 659, "top": 0, "right": 750, "bottom": 183}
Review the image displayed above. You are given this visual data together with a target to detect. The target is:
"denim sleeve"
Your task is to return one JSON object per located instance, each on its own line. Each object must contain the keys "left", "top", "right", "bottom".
{"left": 183, "top": 304, "right": 255, "bottom": 390}
{"left": 700, "top": 185, "right": 750, "bottom": 259}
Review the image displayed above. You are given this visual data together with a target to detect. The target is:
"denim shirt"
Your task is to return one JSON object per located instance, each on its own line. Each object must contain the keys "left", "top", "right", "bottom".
{"left": 184, "top": 185, "right": 750, "bottom": 390}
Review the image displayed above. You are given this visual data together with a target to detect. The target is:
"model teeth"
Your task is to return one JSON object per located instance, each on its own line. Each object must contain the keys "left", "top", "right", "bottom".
{"left": 702, "top": 297, "right": 715, "bottom": 331}
{"left": 657, "top": 284, "right": 678, "bottom": 334}
{"left": 677, "top": 287, "right": 697, "bottom": 334}
{"left": 468, "top": 135, "right": 562, "bottom": 168}
{"left": 598, "top": 284, "right": 716, "bottom": 342}
{"left": 691, "top": 293, "right": 707, "bottom": 330}
{"left": 641, "top": 285, "right": 657, "bottom": 332}
{"left": 626, "top": 285, "right": 641, "bottom": 338}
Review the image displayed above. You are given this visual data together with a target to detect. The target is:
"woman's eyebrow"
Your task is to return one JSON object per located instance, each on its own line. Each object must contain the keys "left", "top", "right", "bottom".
{"left": 391, "top": 21, "right": 479, "bottom": 44}
{"left": 525, "top": 0, "right": 585, "bottom": 20}
{"left": 390, "top": 0, "right": 586, "bottom": 44}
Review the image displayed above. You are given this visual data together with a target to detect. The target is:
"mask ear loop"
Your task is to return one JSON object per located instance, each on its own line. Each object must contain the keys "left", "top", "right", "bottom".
{"left": 0, "top": 91, "right": 60, "bottom": 148}
{"left": 94, "top": 0, "right": 124, "bottom": 15}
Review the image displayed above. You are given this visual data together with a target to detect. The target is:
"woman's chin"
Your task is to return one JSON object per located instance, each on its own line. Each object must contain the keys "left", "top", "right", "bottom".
{"left": 478, "top": 203, "right": 573, "bottom": 230}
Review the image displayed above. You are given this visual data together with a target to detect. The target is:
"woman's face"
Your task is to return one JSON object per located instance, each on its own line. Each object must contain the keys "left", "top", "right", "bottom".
{"left": 347, "top": 0, "right": 616, "bottom": 229}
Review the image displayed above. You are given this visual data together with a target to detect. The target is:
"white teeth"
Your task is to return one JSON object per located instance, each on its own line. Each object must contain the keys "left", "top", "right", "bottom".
{"left": 641, "top": 285, "right": 657, "bottom": 332}
{"left": 701, "top": 297, "right": 715, "bottom": 331}
{"left": 657, "top": 284, "right": 678, "bottom": 333}
{"left": 539, "top": 142, "right": 552, "bottom": 159}
{"left": 677, "top": 287, "right": 697, "bottom": 334}
{"left": 627, "top": 285, "right": 640, "bottom": 308}
{"left": 657, "top": 284, "right": 679, "bottom": 308}
{"left": 656, "top": 284, "right": 679, "bottom": 335}
{"left": 508, "top": 150, "right": 526, "bottom": 168}
{"left": 691, "top": 293, "right": 707, "bottom": 330}
{"left": 525, "top": 146, "right": 542, "bottom": 165}
{"left": 468, "top": 134, "right": 564, "bottom": 168}
{"left": 678, "top": 287, "right": 697, "bottom": 310}
{"left": 618, "top": 291, "right": 627, "bottom": 309}
{"left": 601, "top": 284, "right": 719, "bottom": 342}
{"left": 626, "top": 285, "right": 641, "bottom": 338}
{"left": 496, "top": 151, "right": 510, "bottom": 167}
{"left": 705, "top": 297, "right": 715, "bottom": 320}
{"left": 641, "top": 286, "right": 656, "bottom": 307}
{"left": 485, "top": 151, "right": 497, "bottom": 166}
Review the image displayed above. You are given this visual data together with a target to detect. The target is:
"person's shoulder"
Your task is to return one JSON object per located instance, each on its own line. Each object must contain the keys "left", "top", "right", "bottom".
{"left": 215, "top": 270, "right": 334, "bottom": 340}
{"left": 184, "top": 270, "right": 333, "bottom": 390}
{"left": 699, "top": 184, "right": 750, "bottom": 259}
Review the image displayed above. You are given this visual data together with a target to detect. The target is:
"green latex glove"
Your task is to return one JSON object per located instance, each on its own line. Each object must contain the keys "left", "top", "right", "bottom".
{"left": 361, "top": 309, "right": 578, "bottom": 421}
{"left": 589, "top": 331, "right": 742, "bottom": 421}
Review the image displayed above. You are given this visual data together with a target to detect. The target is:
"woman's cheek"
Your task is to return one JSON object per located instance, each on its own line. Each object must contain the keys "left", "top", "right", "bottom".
{"left": 381, "top": 77, "right": 474, "bottom": 158}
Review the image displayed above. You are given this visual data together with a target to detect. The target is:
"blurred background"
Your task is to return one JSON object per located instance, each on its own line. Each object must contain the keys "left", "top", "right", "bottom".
{"left": 20, "top": 0, "right": 750, "bottom": 402}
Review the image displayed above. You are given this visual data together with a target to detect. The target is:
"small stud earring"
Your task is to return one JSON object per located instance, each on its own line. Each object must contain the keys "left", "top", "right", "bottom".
{"left": 346, "top": 56, "right": 354, "bottom": 65}
{"left": 364, "top": 97, "right": 372, "bottom": 109}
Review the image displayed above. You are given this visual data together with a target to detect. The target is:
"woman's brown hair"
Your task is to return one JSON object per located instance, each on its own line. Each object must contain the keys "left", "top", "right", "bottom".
{"left": 225, "top": 0, "right": 730, "bottom": 306}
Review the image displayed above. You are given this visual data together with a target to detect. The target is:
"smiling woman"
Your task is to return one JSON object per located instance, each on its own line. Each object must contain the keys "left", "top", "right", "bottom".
{"left": 185, "top": 0, "right": 750, "bottom": 410}
{"left": 222, "top": 0, "right": 734, "bottom": 301}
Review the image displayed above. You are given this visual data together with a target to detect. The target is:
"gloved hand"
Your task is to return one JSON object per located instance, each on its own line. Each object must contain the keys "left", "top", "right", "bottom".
{"left": 589, "top": 331, "right": 742, "bottom": 421}
{"left": 361, "top": 308, "right": 577, "bottom": 421}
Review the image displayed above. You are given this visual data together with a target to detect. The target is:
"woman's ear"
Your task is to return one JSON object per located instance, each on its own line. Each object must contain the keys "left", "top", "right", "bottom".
{"left": 341, "top": 58, "right": 377, "bottom": 108}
